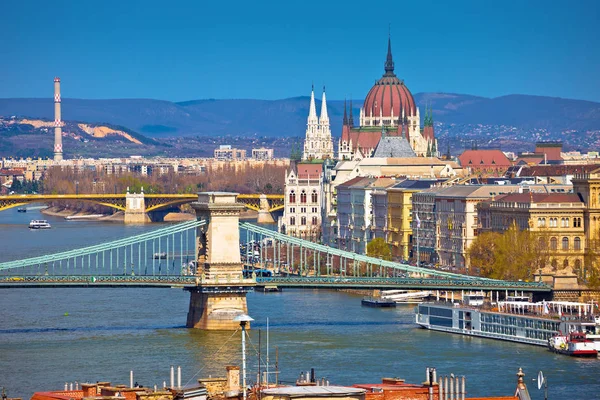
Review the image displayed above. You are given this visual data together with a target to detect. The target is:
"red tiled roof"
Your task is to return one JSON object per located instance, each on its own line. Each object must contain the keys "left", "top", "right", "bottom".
{"left": 296, "top": 163, "right": 323, "bottom": 179}
{"left": 518, "top": 164, "right": 599, "bottom": 176}
{"left": 337, "top": 176, "right": 371, "bottom": 188}
{"left": 458, "top": 150, "right": 511, "bottom": 168}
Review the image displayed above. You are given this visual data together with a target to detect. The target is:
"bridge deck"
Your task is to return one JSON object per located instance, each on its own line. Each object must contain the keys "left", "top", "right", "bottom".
{"left": 0, "top": 275, "right": 551, "bottom": 292}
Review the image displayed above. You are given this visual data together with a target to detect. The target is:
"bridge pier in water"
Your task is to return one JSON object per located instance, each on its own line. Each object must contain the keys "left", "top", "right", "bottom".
{"left": 124, "top": 189, "right": 150, "bottom": 224}
{"left": 256, "top": 194, "right": 275, "bottom": 224}
{"left": 187, "top": 192, "right": 255, "bottom": 330}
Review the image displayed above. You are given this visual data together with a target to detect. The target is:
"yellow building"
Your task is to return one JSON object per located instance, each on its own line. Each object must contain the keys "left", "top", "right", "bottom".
{"left": 478, "top": 192, "right": 586, "bottom": 278}
{"left": 383, "top": 180, "right": 441, "bottom": 261}
{"left": 386, "top": 188, "right": 414, "bottom": 260}
{"left": 572, "top": 169, "right": 600, "bottom": 279}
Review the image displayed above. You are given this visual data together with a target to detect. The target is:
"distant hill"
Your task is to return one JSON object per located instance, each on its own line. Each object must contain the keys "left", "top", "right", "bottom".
{"left": 0, "top": 93, "right": 599, "bottom": 138}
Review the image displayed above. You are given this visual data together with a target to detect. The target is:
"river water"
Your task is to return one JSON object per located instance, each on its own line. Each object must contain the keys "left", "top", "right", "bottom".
{"left": 0, "top": 209, "right": 599, "bottom": 399}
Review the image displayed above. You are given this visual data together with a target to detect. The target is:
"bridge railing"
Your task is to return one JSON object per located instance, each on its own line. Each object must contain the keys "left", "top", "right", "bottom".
{"left": 255, "top": 276, "right": 551, "bottom": 291}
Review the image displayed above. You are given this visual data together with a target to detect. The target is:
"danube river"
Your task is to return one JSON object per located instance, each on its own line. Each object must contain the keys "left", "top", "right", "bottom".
{"left": 0, "top": 209, "right": 599, "bottom": 399}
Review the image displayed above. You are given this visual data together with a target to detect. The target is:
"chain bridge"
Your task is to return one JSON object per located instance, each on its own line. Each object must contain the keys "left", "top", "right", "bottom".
{"left": 0, "top": 192, "right": 551, "bottom": 329}
{"left": 0, "top": 223, "right": 550, "bottom": 293}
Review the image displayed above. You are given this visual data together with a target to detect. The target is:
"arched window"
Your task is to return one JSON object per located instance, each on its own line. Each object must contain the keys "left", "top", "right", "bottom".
{"left": 538, "top": 218, "right": 546, "bottom": 228}
{"left": 564, "top": 218, "right": 570, "bottom": 228}
{"left": 574, "top": 237, "right": 581, "bottom": 250}
{"left": 290, "top": 216, "right": 296, "bottom": 225}
{"left": 562, "top": 237, "right": 569, "bottom": 250}
{"left": 289, "top": 190, "right": 296, "bottom": 204}
{"left": 301, "top": 216, "right": 306, "bottom": 225}
{"left": 300, "top": 190, "right": 307, "bottom": 203}
{"left": 311, "top": 190, "right": 318, "bottom": 203}
{"left": 550, "top": 237, "right": 558, "bottom": 250}
{"left": 312, "top": 216, "right": 318, "bottom": 225}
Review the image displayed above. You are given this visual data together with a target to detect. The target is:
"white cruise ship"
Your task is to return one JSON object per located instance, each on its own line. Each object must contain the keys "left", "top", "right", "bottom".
{"left": 415, "top": 292, "right": 600, "bottom": 349}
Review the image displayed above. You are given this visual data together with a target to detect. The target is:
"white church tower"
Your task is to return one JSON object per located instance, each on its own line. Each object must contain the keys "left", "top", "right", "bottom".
{"left": 303, "top": 86, "right": 334, "bottom": 160}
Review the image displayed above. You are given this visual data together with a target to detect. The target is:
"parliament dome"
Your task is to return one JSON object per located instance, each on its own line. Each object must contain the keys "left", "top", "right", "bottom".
{"left": 362, "top": 38, "right": 417, "bottom": 123}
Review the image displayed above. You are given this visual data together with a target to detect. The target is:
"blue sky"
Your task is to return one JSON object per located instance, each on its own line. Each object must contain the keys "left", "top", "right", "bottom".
{"left": 1, "top": 0, "right": 599, "bottom": 102}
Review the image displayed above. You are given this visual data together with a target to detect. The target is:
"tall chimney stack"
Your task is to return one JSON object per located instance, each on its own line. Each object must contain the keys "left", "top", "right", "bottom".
{"left": 53, "top": 77, "right": 63, "bottom": 161}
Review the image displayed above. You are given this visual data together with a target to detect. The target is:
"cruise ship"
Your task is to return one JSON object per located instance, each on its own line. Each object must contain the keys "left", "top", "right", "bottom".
{"left": 415, "top": 292, "right": 600, "bottom": 349}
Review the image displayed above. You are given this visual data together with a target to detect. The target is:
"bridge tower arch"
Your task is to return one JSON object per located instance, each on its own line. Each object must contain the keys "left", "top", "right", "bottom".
{"left": 187, "top": 192, "right": 254, "bottom": 330}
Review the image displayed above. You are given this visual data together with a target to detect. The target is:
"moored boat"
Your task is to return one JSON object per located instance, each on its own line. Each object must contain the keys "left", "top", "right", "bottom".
{"left": 548, "top": 332, "right": 598, "bottom": 357}
{"left": 17, "top": 207, "right": 27, "bottom": 213}
{"left": 415, "top": 292, "right": 600, "bottom": 349}
{"left": 362, "top": 296, "right": 396, "bottom": 307}
{"left": 29, "top": 220, "right": 51, "bottom": 229}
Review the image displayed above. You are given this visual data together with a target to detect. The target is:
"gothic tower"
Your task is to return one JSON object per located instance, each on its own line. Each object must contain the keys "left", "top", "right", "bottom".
{"left": 303, "top": 86, "right": 334, "bottom": 160}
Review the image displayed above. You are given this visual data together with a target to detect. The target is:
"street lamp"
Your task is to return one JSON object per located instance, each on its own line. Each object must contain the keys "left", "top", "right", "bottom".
{"left": 233, "top": 314, "right": 254, "bottom": 400}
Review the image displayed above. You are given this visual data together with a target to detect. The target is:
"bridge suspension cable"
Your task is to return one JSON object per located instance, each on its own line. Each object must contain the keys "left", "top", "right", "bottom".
{"left": 240, "top": 222, "right": 496, "bottom": 282}
{"left": 0, "top": 220, "right": 204, "bottom": 278}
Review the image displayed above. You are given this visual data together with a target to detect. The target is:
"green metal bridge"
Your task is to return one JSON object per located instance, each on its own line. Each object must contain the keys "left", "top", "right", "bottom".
{"left": 0, "top": 221, "right": 551, "bottom": 292}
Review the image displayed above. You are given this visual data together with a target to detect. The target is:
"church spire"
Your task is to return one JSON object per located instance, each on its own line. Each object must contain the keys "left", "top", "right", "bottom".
{"left": 343, "top": 98, "right": 348, "bottom": 126}
{"left": 348, "top": 99, "right": 354, "bottom": 126}
{"left": 319, "top": 86, "right": 329, "bottom": 125}
{"left": 384, "top": 34, "right": 395, "bottom": 75}
{"left": 308, "top": 84, "right": 318, "bottom": 125}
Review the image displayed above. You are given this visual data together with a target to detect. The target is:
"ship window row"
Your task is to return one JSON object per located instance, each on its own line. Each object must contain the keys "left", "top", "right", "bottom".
{"left": 426, "top": 307, "right": 453, "bottom": 318}
{"left": 524, "top": 329, "right": 553, "bottom": 340}
{"left": 481, "top": 324, "right": 517, "bottom": 336}
{"left": 480, "top": 314, "right": 559, "bottom": 331}
{"left": 430, "top": 316, "right": 453, "bottom": 328}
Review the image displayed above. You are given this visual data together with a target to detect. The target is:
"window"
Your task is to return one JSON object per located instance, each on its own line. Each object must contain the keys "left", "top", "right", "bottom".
{"left": 311, "top": 190, "right": 318, "bottom": 203}
{"left": 301, "top": 216, "right": 307, "bottom": 225}
{"left": 562, "top": 237, "right": 569, "bottom": 251}
{"left": 300, "top": 207, "right": 306, "bottom": 213}
{"left": 289, "top": 207, "right": 295, "bottom": 214}
{"left": 574, "top": 217, "right": 582, "bottom": 228}
{"left": 550, "top": 237, "right": 558, "bottom": 250}
{"left": 300, "top": 190, "right": 307, "bottom": 203}
{"left": 563, "top": 218, "right": 570, "bottom": 228}
{"left": 312, "top": 207, "right": 318, "bottom": 213}
{"left": 549, "top": 218, "right": 557, "bottom": 227}
{"left": 574, "top": 237, "right": 581, "bottom": 250}
{"left": 551, "top": 259, "right": 558, "bottom": 270}
{"left": 537, "top": 218, "right": 546, "bottom": 227}
{"left": 289, "top": 190, "right": 296, "bottom": 204}
{"left": 290, "top": 216, "right": 296, "bottom": 225}
{"left": 312, "top": 216, "right": 318, "bottom": 225}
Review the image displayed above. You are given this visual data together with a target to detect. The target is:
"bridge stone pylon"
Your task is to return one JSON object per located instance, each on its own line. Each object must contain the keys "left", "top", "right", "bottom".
{"left": 124, "top": 188, "right": 149, "bottom": 223}
{"left": 187, "top": 192, "right": 255, "bottom": 330}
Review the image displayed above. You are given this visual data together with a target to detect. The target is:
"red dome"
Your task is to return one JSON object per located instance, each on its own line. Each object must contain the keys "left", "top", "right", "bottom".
{"left": 363, "top": 39, "right": 416, "bottom": 120}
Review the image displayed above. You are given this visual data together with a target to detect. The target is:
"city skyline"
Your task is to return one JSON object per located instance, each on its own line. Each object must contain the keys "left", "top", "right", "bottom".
{"left": 1, "top": 0, "right": 599, "bottom": 103}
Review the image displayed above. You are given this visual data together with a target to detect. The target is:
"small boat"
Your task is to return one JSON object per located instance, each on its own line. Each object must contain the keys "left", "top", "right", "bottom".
{"left": 17, "top": 208, "right": 27, "bottom": 213}
{"left": 361, "top": 296, "right": 396, "bottom": 307}
{"left": 153, "top": 252, "right": 167, "bottom": 259}
{"left": 29, "top": 220, "right": 51, "bottom": 229}
{"left": 548, "top": 332, "right": 598, "bottom": 357}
